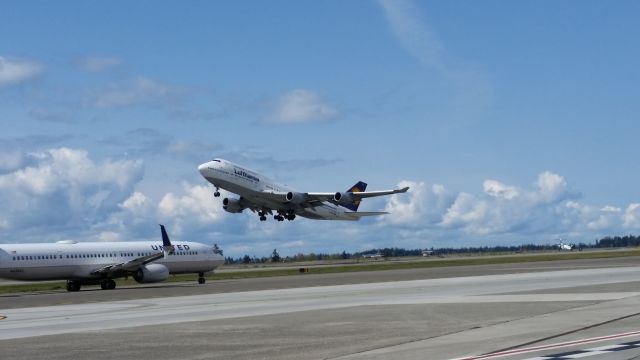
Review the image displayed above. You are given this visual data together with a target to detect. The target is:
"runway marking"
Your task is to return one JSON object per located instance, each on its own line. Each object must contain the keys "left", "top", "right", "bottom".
{"left": 519, "top": 341, "right": 640, "bottom": 360}
{"left": 450, "top": 330, "right": 640, "bottom": 360}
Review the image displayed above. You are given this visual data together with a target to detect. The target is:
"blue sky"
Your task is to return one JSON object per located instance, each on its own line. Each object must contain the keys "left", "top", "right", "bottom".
{"left": 1, "top": 1, "right": 640, "bottom": 257}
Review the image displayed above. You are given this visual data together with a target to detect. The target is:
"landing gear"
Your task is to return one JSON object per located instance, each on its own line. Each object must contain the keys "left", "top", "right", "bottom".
{"left": 258, "top": 211, "right": 267, "bottom": 221}
{"left": 198, "top": 272, "right": 205, "bottom": 284}
{"left": 66, "top": 280, "right": 81, "bottom": 292}
{"left": 100, "top": 279, "right": 116, "bottom": 290}
{"left": 213, "top": 186, "right": 220, "bottom": 197}
{"left": 274, "top": 210, "right": 294, "bottom": 221}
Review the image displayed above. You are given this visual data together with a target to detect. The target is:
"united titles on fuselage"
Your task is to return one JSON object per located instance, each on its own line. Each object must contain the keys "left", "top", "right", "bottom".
{"left": 150, "top": 244, "right": 190, "bottom": 251}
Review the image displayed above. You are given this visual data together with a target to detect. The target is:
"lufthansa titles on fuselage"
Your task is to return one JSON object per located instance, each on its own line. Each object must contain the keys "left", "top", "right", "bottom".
{"left": 233, "top": 168, "right": 260, "bottom": 183}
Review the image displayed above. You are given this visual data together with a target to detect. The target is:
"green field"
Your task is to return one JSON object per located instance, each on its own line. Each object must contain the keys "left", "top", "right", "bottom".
{"left": 1, "top": 249, "right": 639, "bottom": 294}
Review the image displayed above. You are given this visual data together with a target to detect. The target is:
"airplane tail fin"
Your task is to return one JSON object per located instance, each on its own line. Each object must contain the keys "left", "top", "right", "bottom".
{"left": 159, "top": 224, "right": 175, "bottom": 257}
{"left": 344, "top": 181, "right": 367, "bottom": 211}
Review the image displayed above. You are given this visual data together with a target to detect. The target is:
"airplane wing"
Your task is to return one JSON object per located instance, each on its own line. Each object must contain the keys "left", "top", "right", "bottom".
{"left": 90, "top": 225, "right": 175, "bottom": 277}
{"left": 260, "top": 191, "right": 327, "bottom": 208}
{"left": 261, "top": 186, "right": 410, "bottom": 209}
{"left": 89, "top": 252, "right": 164, "bottom": 277}
{"left": 344, "top": 187, "right": 410, "bottom": 200}
{"left": 306, "top": 187, "right": 410, "bottom": 202}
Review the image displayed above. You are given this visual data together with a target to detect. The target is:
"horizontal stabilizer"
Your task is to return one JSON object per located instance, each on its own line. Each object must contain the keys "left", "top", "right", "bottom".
{"left": 347, "top": 211, "right": 389, "bottom": 217}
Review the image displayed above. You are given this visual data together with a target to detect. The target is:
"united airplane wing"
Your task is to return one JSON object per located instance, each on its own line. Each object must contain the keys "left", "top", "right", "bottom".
{"left": 90, "top": 225, "right": 175, "bottom": 277}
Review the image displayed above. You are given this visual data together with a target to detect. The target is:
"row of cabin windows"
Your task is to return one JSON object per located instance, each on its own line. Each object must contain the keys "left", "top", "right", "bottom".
{"left": 11, "top": 251, "right": 198, "bottom": 261}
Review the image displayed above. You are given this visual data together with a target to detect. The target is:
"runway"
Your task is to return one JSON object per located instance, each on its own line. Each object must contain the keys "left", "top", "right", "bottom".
{"left": 0, "top": 257, "right": 639, "bottom": 359}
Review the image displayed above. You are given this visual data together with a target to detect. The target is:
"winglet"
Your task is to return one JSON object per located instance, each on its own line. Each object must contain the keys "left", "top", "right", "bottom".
{"left": 159, "top": 224, "right": 175, "bottom": 257}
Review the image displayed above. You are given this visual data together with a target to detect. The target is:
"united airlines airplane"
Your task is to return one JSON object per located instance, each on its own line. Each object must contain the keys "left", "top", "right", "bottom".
{"left": 198, "top": 158, "right": 409, "bottom": 221}
{"left": 0, "top": 225, "right": 224, "bottom": 292}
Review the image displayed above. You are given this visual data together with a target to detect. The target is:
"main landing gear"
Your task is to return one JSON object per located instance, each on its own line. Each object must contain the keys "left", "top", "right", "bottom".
{"left": 66, "top": 280, "right": 81, "bottom": 292}
{"left": 100, "top": 279, "right": 116, "bottom": 290}
{"left": 198, "top": 272, "right": 206, "bottom": 284}
{"left": 274, "top": 210, "right": 296, "bottom": 221}
{"left": 258, "top": 211, "right": 267, "bottom": 221}
{"left": 66, "top": 279, "right": 116, "bottom": 292}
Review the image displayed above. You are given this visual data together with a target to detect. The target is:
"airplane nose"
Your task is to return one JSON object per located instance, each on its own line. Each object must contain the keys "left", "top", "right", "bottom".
{"left": 198, "top": 163, "right": 208, "bottom": 175}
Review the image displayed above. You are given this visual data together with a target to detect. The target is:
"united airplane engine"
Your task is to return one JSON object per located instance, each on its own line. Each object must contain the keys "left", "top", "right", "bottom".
{"left": 133, "top": 264, "right": 170, "bottom": 283}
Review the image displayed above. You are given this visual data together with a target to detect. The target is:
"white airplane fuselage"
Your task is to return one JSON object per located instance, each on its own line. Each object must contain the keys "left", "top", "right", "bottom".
{"left": 0, "top": 241, "right": 224, "bottom": 281}
{"left": 198, "top": 159, "right": 358, "bottom": 220}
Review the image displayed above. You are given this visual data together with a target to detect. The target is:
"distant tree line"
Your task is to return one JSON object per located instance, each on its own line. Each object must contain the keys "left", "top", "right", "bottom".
{"left": 223, "top": 234, "right": 640, "bottom": 264}
{"left": 596, "top": 235, "right": 640, "bottom": 248}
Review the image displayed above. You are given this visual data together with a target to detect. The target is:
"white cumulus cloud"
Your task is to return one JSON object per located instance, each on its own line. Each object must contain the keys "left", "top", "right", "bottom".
{"left": 381, "top": 181, "right": 453, "bottom": 225}
{"left": 0, "top": 148, "right": 143, "bottom": 235}
{"left": 483, "top": 179, "right": 520, "bottom": 200}
{"left": 623, "top": 203, "right": 640, "bottom": 229}
{"left": 158, "top": 184, "right": 226, "bottom": 234}
{"left": 0, "top": 56, "right": 43, "bottom": 86}
{"left": 119, "top": 192, "right": 153, "bottom": 216}
{"left": 381, "top": 171, "right": 639, "bottom": 243}
{"left": 268, "top": 89, "right": 338, "bottom": 124}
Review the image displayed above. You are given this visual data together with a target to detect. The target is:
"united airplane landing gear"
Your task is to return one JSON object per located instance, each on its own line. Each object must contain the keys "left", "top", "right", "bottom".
{"left": 198, "top": 272, "right": 205, "bottom": 284}
{"left": 100, "top": 279, "right": 116, "bottom": 290}
{"left": 66, "top": 280, "right": 81, "bottom": 292}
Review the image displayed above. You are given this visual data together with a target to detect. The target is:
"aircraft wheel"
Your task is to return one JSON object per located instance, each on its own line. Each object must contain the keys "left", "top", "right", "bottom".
{"left": 67, "top": 280, "right": 81, "bottom": 292}
{"left": 260, "top": 216, "right": 267, "bottom": 221}
{"left": 214, "top": 191, "right": 220, "bottom": 197}
{"left": 100, "top": 280, "right": 108, "bottom": 290}
{"left": 198, "top": 277, "right": 205, "bottom": 285}
{"left": 108, "top": 279, "right": 116, "bottom": 290}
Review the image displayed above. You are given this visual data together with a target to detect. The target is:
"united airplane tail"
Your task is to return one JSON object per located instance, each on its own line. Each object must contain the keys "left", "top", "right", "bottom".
{"left": 344, "top": 181, "right": 367, "bottom": 211}
{"left": 160, "top": 224, "right": 175, "bottom": 257}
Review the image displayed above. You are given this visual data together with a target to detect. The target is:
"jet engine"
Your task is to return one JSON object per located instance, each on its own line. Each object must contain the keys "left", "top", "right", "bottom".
{"left": 223, "top": 198, "right": 244, "bottom": 213}
{"left": 333, "top": 192, "right": 355, "bottom": 206}
{"left": 285, "top": 191, "right": 305, "bottom": 204}
{"left": 133, "top": 264, "right": 170, "bottom": 283}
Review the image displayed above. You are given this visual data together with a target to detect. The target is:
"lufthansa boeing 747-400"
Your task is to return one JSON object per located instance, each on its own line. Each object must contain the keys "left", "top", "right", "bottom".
{"left": 0, "top": 225, "right": 224, "bottom": 292}
{"left": 198, "top": 158, "right": 409, "bottom": 222}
